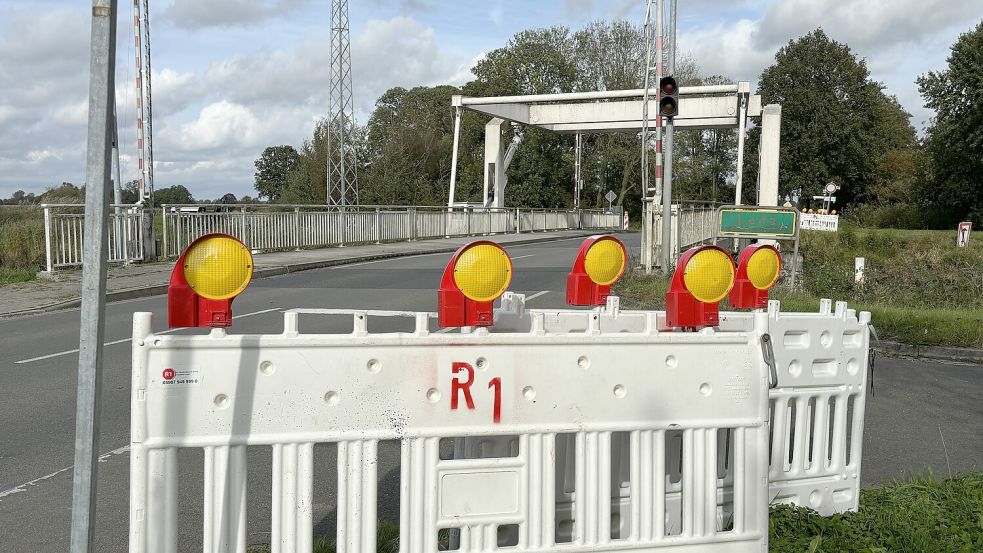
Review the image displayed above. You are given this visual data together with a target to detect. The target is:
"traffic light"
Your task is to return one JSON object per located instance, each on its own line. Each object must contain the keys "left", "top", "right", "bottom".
{"left": 659, "top": 76, "right": 678, "bottom": 118}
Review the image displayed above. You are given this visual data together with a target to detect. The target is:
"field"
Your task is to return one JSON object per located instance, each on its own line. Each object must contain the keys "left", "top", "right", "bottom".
{"left": 617, "top": 225, "right": 983, "bottom": 348}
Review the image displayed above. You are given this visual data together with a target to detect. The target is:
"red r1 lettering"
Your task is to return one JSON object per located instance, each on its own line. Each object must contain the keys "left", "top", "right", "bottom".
{"left": 488, "top": 377, "right": 501, "bottom": 423}
{"left": 450, "top": 362, "right": 475, "bottom": 411}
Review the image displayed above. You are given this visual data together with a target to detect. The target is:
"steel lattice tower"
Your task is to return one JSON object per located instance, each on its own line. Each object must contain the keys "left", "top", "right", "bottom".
{"left": 326, "top": 0, "right": 359, "bottom": 208}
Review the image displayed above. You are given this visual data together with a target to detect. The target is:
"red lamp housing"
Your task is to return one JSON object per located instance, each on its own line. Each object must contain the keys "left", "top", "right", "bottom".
{"left": 665, "top": 245, "right": 735, "bottom": 329}
{"left": 729, "top": 244, "right": 782, "bottom": 309}
{"left": 566, "top": 235, "right": 628, "bottom": 306}
{"left": 438, "top": 240, "right": 513, "bottom": 328}
{"left": 167, "top": 233, "right": 254, "bottom": 329}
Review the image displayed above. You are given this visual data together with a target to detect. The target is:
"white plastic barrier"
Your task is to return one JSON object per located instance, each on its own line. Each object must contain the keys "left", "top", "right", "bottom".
{"left": 492, "top": 294, "right": 872, "bottom": 518}
{"left": 130, "top": 308, "right": 771, "bottom": 552}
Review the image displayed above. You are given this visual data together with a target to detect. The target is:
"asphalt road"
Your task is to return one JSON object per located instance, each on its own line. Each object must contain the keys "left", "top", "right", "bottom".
{"left": 0, "top": 233, "right": 979, "bottom": 552}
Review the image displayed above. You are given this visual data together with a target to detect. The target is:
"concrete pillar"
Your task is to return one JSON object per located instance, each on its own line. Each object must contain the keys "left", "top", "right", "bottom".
{"left": 483, "top": 118, "right": 508, "bottom": 208}
{"left": 757, "top": 104, "right": 781, "bottom": 206}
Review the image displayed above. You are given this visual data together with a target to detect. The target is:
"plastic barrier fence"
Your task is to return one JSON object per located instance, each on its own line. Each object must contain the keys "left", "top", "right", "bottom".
{"left": 492, "top": 294, "right": 871, "bottom": 518}
{"left": 130, "top": 308, "right": 770, "bottom": 552}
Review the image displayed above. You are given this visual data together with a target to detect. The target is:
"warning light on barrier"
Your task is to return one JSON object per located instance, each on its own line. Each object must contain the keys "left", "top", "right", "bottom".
{"left": 168, "top": 233, "right": 254, "bottom": 328}
{"left": 729, "top": 244, "right": 781, "bottom": 309}
{"left": 566, "top": 235, "right": 627, "bottom": 306}
{"left": 438, "top": 240, "right": 512, "bottom": 327}
{"left": 665, "top": 245, "right": 735, "bottom": 329}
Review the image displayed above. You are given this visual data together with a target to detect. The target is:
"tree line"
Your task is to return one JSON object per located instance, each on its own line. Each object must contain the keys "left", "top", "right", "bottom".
{"left": 257, "top": 20, "right": 983, "bottom": 229}
{"left": 0, "top": 182, "right": 259, "bottom": 206}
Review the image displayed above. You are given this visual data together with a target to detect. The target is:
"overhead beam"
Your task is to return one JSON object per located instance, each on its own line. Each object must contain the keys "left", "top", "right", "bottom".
{"left": 457, "top": 94, "right": 758, "bottom": 132}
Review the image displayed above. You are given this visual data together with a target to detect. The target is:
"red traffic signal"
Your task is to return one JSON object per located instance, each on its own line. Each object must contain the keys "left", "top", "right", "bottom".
{"left": 659, "top": 76, "right": 678, "bottom": 117}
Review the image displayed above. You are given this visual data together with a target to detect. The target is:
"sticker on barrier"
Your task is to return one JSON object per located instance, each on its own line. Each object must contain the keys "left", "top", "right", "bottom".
{"left": 129, "top": 308, "right": 771, "bottom": 552}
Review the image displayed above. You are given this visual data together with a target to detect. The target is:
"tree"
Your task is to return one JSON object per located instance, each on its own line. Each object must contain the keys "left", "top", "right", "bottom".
{"left": 254, "top": 145, "right": 300, "bottom": 202}
{"left": 216, "top": 193, "right": 238, "bottom": 204}
{"left": 745, "top": 29, "right": 916, "bottom": 206}
{"left": 360, "top": 85, "right": 461, "bottom": 205}
{"left": 120, "top": 180, "right": 140, "bottom": 203}
{"left": 918, "top": 21, "right": 983, "bottom": 225}
{"left": 39, "top": 182, "right": 85, "bottom": 203}
{"left": 154, "top": 185, "right": 195, "bottom": 205}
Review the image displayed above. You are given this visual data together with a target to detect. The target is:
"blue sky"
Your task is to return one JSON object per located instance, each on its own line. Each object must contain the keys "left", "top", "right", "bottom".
{"left": 0, "top": 0, "right": 979, "bottom": 200}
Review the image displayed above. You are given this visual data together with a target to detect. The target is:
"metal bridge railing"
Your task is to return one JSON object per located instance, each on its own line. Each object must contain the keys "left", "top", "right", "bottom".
{"left": 652, "top": 202, "right": 720, "bottom": 268}
{"left": 33, "top": 204, "right": 620, "bottom": 270}
{"left": 40, "top": 204, "right": 145, "bottom": 272}
{"left": 160, "top": 205, "right": 622, "bottom": 258}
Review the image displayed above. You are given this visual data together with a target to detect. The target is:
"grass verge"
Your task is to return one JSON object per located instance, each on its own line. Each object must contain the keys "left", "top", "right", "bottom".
{"left": 246, "top": 474, "right": 983, "bottom": 552}
{"left": 770, "top": 472, "right": 983, "bottom": 552}
{"left": 616, "top": 272, "right": 983, "bottom": 348}
{"left": 0, "top": 267, "right": 36, "bottom": 284}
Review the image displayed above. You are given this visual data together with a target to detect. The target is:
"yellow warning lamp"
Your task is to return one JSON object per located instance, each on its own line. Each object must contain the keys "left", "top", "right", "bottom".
{"left": 665, "top": 245, "right": 735, "bottom": 328}
{"left": 566, "top": 235, "right": 628, "bottom": 306}
{"left": 729, "top": 244, "right": 781, "bottom": 309}
{"left": 168, "top": 233, "right": 254, "bottom": 328}
{"left": 438, "top": 240, "right": 513, "bottom": 327}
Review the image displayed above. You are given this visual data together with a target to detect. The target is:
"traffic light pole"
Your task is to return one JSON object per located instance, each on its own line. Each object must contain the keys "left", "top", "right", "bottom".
{"left": 661, "top": 0, "right": 677, "bottom": 271}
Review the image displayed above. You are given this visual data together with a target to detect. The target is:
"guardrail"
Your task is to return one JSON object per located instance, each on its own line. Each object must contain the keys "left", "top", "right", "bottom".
{"left": 651, "top": 202, "right": 719, "bottom": 268}
{"left": 40, "top": 204, "right": 144, "bottom": 272}
{"left": 160, "top": 205, "right": 622, "bottom": 258}
{"left": 33, "top": 204, "right": 621, "bottom": 271}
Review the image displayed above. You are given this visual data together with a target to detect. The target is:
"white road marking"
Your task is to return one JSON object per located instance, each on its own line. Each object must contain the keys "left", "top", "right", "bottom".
{"left": 14, "top": 308, "right": 283, "bottom": 364}
{"left": 511, "top": 254, "right": 535, "bottom": 260}
{"left": 0, "top": 445, "right": 130, "bottom": 501}
{"left": 525, "top": 290, "right": 549, "bottom": 301}
{"left": 436, "top": 327, "right": 456, "bottom": 333}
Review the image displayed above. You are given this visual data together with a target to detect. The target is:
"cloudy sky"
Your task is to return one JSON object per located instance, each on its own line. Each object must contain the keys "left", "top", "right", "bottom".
{"left": 0, "top": 0, "right": 978, "bottom": 200}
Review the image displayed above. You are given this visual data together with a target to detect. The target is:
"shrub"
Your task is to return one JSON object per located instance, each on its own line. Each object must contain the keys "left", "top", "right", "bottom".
{"left": 0, "top": 207, "right": 45, "bottom": 271}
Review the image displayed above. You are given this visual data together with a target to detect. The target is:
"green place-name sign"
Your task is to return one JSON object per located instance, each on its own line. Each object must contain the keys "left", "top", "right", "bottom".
{"left": 719, "top": 209, "right": 797, "bottom": 237}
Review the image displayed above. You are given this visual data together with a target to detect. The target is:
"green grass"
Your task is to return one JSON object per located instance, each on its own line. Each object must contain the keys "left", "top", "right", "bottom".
{"left": 616, "top": 225, "right": 983, "bottom": 348}
{"left": 0, "top": 206, "right": 45, "bottom": 273}
{"left": 245, "top": 474, "right": 983, "bottom": 552}
{"left": 770, "top": 472, "right": 983, "bottom": 552}
{"left": 797, "top": 224, "right": 983, "bottom": 311}
{"left": 617, "top": 274, "right": 983, "bottom": 348}
{"left": 0, "top": 267, "right": 36, "bottom": 284}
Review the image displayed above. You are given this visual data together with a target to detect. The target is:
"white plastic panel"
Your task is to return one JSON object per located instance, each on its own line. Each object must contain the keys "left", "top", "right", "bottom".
{"left": 493, "top": 294, "right": 871, "bottom": 518}
{"left": 129, "top": 308, "right": 770, "bottom": 553}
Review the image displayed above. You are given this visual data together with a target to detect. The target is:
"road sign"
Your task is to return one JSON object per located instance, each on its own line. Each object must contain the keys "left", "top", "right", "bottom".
{"left": 824, "top": 182, "right": 839, "bottom": 195}
{"left": 801, "top": 213, "right": 839, "bottom": 232}
{"left": 718, "top": 207, "right": 798, "bottom": 237}
{"left": 957, "top": 221, "right": 972, "bottom": 247}
{"left": 605, "top": 190, "right": 617, "bottom": 206}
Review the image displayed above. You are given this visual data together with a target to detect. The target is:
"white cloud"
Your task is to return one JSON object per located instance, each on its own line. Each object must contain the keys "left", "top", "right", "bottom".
{"left": 0, "top": 0, "right": 973, "bottom": 198}
{"left": 678, "top": 0, "right": 979, "bottom": 133}
{"left": 161, "top": 0, "right": 312, "bottom": 29}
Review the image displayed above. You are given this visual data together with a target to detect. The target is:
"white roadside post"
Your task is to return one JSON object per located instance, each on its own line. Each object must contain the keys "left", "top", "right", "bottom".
{"left": 957, "top": 221, "right": 972, "bottom": 247}
{"left": 70, "top": 1, "right": 117, "bottom": 552}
